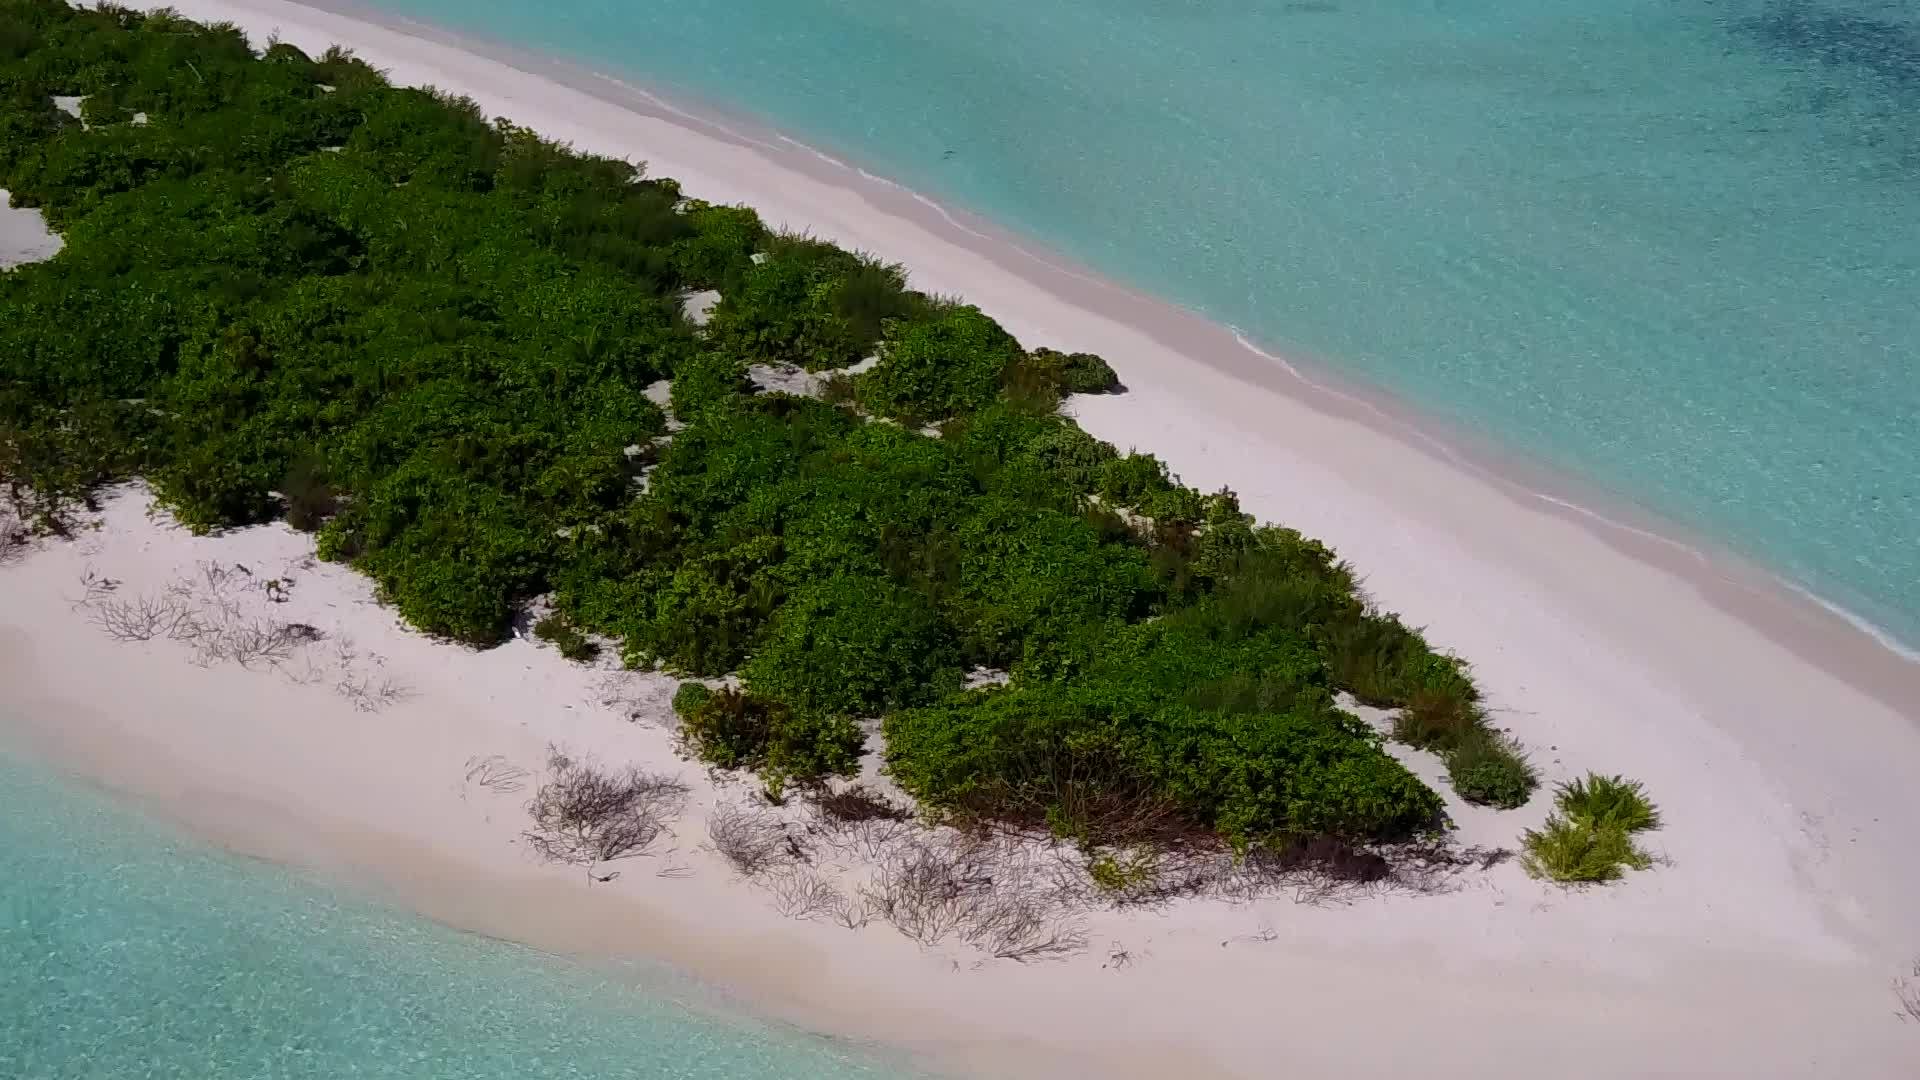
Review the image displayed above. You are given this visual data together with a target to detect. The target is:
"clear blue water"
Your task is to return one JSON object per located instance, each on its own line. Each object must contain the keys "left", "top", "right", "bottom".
{"left": 9, "top": 2, "right": 1918, "bottom": 1073}
{"left": 0, "top": 750, "right": 910, "bottom": 1079}
{"left": 362, "top": 0, "right": 1918, "bottom": 646}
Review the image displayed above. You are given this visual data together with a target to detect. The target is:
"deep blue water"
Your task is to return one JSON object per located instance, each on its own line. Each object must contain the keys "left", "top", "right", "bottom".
{"left": 364, "top": 0, "right": 1918, "bottom": 647}
{"left": 0, "top": 750, "right": 910, "bottom": 1079}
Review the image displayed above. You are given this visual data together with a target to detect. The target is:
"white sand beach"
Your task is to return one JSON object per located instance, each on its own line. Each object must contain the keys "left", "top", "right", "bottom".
{"left": 0, "top": 189, "right": 62, "bottom": 269}
{"left": 3, "top": 1, "right": 1919, "bottom": 1075}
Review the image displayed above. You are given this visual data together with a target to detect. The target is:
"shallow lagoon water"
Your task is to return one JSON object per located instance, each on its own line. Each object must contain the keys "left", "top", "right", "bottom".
{"left": 364, "top": 0, "right": 1920, "bottom": 647}
{"left": 7, "top": 1, "right": 1919, "bottom": 1074}
{"left": 0, "top": 750, "right": 907, "bottom": 1079}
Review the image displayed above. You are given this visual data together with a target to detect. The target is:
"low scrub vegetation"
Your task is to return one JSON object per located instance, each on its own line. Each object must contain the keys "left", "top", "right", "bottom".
{"left": 1387, "top": 666, "right": 1536, "bottom": 808}
{"left": 1521, "top": 772, "right": 1660, "bottom": 884}
{"left": 812, "top": 782, "right": 910, "bottom": 824}
{"left": 533, "top": 612, "right": 599, "bottom": 663}
{"left": 0, "top": 2, "right": 1591, "bottom": 867}
{"left": 705, "top": 799, "right": 799, "bottom": 876}
{"left": 670, "top": 680, "right": 713, "bottom": 721}
{"left": 1445, "top": 729, "right": 1537, "bottom": 809}
{"left": 677, "top": 688, "right": 863, "bottom": 799}
{"left": 859, "top": 834, "right": 1088, "bottom": 960}
{"left": 524, "top": 748, "right": 689, "bottom": 865}
{"left": 1555, "top": 772, "right": 1661, "bottom": 833}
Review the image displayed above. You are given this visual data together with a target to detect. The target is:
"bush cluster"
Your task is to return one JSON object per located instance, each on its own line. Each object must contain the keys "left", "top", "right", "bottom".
{"left": 885, "top": 612, "right": 1445, "bottom": 846}
{"left": 677, "top": 688, "right": 863, "bottom": 798}
{"left": 1025, "top": 347, "right": 1122, "bottom": 395}
{"left": 533, "top": 613, "right": 598, "bottom": 663}
{"left": 1521, "top": 773, "right": 1661, "bottom": 884}
{"left": 1363, "top": 625, "right": 1536, "bottom": 808}
{"left": 0, "top": 2, "right": 1562, "bottom": 854}
{"left": 670, "top": 680, "right": 713, "bottom": 721}
{"left": 702, "top": 236, "right": 922, "bottom": 371}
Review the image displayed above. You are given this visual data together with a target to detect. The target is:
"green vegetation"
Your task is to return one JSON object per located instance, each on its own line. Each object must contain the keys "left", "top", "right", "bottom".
{"left": 0, "top": 2, "right": 1551, "bottom": 858}
{"left": 1386, "top": 659, "right": 1536, "bottom": 808}
{"left": 1086, "top": 849, "right": 1159, "bottom": 897}
{"left": 677, "top": 687, "right": 863, "bottom": 799}
{"left": 1519, "top": 815, "right": 1650, "bottom": 884}
{"left": 1554, "top": 772, "right": 1661, "bottom": 833}
{"left": 670, "top": 681, "right": 714, "bottom": 721}
{"left": 532, "top": 612, "right": 599, "bottom": 663}
{"left": 1027, "top": 348, "right": 1122, "bottom": 395}
{"left": 1445, "top": 730, "right": 1536, "bottom": 809}
{"left": 701, "top": 236, "right": 930, "bottom": 372}
{"left": 1522, "top": 772, "right": 1661, "bottom": 884}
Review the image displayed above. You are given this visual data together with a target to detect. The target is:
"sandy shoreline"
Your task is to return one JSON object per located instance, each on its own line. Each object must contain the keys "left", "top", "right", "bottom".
{"left": 4, "top": 487, "right": 1914, "bottom": 1078}
{"left": 3, "top": 0, "right": 1919, "bottom": 1074}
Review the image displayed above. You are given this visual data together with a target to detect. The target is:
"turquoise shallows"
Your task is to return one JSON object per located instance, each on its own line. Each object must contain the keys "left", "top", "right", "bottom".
{"left": 366, "top": 0, "right": 1917, "bottom": 646}
{"left": 0, "top": 750, "right": 910, "bottom": 1079}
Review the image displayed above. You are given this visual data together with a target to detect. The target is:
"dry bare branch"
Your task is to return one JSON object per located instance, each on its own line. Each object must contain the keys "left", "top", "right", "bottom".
{"left": 1061, "top": 833, "right": 1515, "bottom": 912}
{"left": 859, "top": 834, "right": 1087, "bottom": 960}
{"left": 830, "top": 893, "right": 872, "bottom": 930}
{"left": 72, "top": 568, "right": 122, "bottom": 609}
{"left": 0, "top": 509, "right": 28, "bottom": 565}
{"left": 1897, "top": 959, "right": 1920, "bottom": 1024}
{"left": 860, "top": 840, "right": 977, "bottom": 946}
{"left": 812, "top": 783, "right": 910, "bottom": 824}
{"left": 187, "top": 616, "right": 319, "bottom": 668}
{"left": 88, "top": 593, "right": 201, "bottom": 642}
{"left": 335, "top": 672, "right": 409, "bottom": 712}
{"left": 523, "top": 748, "right": 689, "bottom": 866}
{"left": 706, "top": 800, "right": 799, "bottom": 877}
{"left": 464, "top": 755, "right": 530, "bottom": 794}
{"left": 816, "top": 814, "right": 916, "bottom": 862}
{"left": 762, "top": 866, "right": 847, "bottom": 921}
{"left": 593, "top": 670, "right": 674, "bottom": 727}
{"left": 807, "top": 786, "right": 916, "bottom": 862}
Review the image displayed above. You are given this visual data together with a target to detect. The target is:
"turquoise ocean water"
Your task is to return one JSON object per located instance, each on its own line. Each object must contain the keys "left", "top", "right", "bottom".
{"left": 6, "top": 2, "right": 1917, "bottom": 1075}
{"left": 0, "top": 750, "right": 910, "bottom": 1079}
{"left": 362, "top": 0, "right": 1918, "bottom": 648}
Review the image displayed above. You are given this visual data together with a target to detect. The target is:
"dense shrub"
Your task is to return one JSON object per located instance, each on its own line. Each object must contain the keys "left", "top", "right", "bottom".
{"left": 533, "top": 612, "right": 599, "bottom": 662}
{"left": 1391, "top": 685, "right": 1480, "bottom": 749}
{"left": 1445, "top": 730, "right": 1537, "bottom": 809}
{"left": 740, "top": 575, "right": 960, "bottom": 717}
{"left": 0, "top": 2, "right": 1582, "bottom": 854}
{"left": 1326, "top": 614, "right": 1426, "bottom": 707}
{"left": 1520, "top": 814, "right": 1650, "bottom": 884}
{"left": 702, "top": 237, "right": 920, "bottom": 370}
{"left": 1329, "top": 610, "right": 1533, "bottom": 807}
{"left": 1554, "top": 773, "right": 1660, "bottom": 833}
{"left": 281, "top": 454, "right": 337, "bottom": 532}
{"left": 1521, "top": 772, "right": 1660, "bottom": 884}
{"left": 1025, "top": 347, "right": 1123, "bottom": 395}
{"left": 679, "top": 688, "right": 863, "bottom": 795}
{"left": 670, "top": 681, "right": 713, "bottom": 721}
{"left": 666, "top": 352, "right": 752, "bottom": 425}
{"left": 669, "top": 200, "right": 766, "bottom": 290}
{"left": 856, "top": 305, "right": 1025, "bottom": 423}
{"left": 885, "top": 619, "right": 1443, "bottom": 845}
